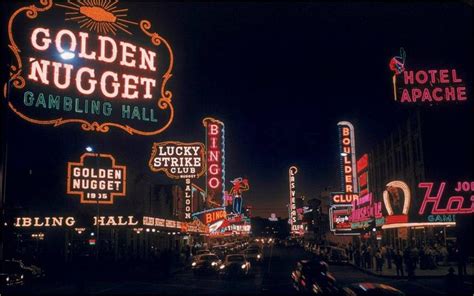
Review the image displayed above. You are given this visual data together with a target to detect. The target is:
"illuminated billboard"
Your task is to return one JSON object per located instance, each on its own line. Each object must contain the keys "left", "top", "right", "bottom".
{"left": 5, "top": 0, "right": 174, "bottom": 135}
{"left": 350, "top": 193, "right": 384, "bottom": 229}
{"left": 203, "top": 117, "right": 225, "bottom": 207}
{"left": 390, "top": 48, "right": 468, "bottom": 103}
{"left": 148, "top": 141, "right": 205, "bottom": 220}
{"left": 229, "top": 177, "right": 249, "bottom": 214}
{"left": 329, "top": 205, "right": 358, "bottom": 235}
{"left": 67, "top": 153, "right": 126, "bottom": 204}
{"left": 288, "top": 166, "right": 298, "bottom": 226}
{"left": 357, "top": 154, "right": 369, "bottom": 197}
{"left": 337, "top": 121, "right": 358, "bottom": 197}
{"left": 148, "top": 141, "right": 205, "bottom": 179}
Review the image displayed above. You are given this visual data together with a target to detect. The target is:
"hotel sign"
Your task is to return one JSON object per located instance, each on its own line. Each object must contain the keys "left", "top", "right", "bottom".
{"left": 5, "top": 0, "right": 174, "bottom": 135}
{"left": 390, "top": 48, "right": 468, "bottom": 104}
{"left": 67, "top": 153, "right": 126, "bottom": 204}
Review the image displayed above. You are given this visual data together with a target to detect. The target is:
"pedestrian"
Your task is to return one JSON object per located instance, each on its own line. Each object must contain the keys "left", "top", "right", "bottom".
{"left": 375, "top": 249, "right": 383, "bottom": 273}
{"left": 394, "top": 249, "right": 404, "bottom": 277}
{"left": 386, "top": 246, "right": 393, "bottom": 269}
{"left": 445, "top": 267, "right": 459, "bottom": 293}
{"left": 354, "top": 248, "right": 361, "bottom": 267}
{"left": 455, "top": 247, "right": 467, "bottom": 278}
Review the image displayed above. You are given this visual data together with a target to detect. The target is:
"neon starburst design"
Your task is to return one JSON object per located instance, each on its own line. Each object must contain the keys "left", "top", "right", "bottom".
{"left": 55, "top": 0, "right": 138, "bottom": 35}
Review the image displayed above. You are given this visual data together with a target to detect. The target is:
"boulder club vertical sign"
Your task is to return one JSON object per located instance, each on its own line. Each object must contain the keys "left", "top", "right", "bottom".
{"left": 67, "top": 153, "right": 126, "bottom": 204}
{"left": 5, "top": 0, "right": 175, "bottom": 135}
{"left": 203, "top": 118, "right": 225, "bottom": 208}
{"left": 149, "top": 142, "right": 206, "bottom": 220}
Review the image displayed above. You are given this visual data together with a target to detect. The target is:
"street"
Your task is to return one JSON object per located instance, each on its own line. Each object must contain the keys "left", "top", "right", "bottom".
{"left": 7, "top": 244, "right": 472, "bottom": 295}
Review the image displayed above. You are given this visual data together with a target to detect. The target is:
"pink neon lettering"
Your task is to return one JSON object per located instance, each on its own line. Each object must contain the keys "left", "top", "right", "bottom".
{"left": 452, "top": 69, "right": 462, "bottom": 83}
{"left": 457, "top": 87, "right": 467, "bottom": 101}
{"left": 439, "top": 70, "right": 449, "bottom": 83}
{"left": 419, "top": 182, "right": 474, "bottom": 215}
{"left": 411, "top": 89, "right": 422, "bottom": 102}
{"left": 445, "top": 87, "right": 455, "bottom": 101}
{"left": 403, "top": 71, "right": 414, "bottom": 84}
{"left": 415, "top": 70, "right": 428, "bottom": 84}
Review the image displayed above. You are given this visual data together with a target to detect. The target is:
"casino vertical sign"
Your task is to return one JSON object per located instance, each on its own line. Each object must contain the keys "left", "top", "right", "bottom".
{"left": 4, "top": 0, "right": 174, "bottom": 135}
{"left": 289, "top": 166, "right": 298, "bottom": 227}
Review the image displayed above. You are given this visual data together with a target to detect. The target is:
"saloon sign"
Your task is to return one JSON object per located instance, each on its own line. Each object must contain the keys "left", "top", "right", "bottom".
{"left": 390, "top": 48, "right": 468, "bottom": 104}
{"left": 5, "top": 0, "right": 174, "bottom": 135}
{"left": 67, "top": 153, "right": 126, "bottom": 204}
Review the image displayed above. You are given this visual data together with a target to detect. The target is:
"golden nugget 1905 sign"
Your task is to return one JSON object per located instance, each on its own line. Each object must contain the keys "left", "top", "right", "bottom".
{"left": 5, "top": 0, "right": 174, "bottom": 135}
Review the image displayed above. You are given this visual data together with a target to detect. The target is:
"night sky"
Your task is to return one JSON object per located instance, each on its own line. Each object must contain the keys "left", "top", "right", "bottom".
{"left": 1, "top": 1, "right": 472, "bottom": 219}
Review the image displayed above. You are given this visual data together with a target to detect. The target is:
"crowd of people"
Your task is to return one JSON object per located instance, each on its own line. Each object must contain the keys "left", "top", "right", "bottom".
{"left": 343, "top": 242, "right": 468, "bottom": 280}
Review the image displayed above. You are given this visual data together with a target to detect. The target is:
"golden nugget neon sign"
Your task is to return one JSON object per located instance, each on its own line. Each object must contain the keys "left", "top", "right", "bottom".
{"left": 5, "top": 0, "right": 174, "bottom": 135}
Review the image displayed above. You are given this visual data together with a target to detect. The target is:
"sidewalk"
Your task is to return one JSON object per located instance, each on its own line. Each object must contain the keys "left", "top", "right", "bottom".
{"left": 349, "top": 260, "right": 474, "bottom": 279}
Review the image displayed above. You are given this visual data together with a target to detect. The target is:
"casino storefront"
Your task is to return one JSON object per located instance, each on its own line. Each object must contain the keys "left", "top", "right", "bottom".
{"left": 352, "top": 180, "right": 466, "bottom": 252}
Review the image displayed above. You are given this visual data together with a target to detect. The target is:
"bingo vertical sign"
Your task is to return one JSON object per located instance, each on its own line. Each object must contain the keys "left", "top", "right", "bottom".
{"left": 203, "top": 117, "right": 225, "bottom": 208}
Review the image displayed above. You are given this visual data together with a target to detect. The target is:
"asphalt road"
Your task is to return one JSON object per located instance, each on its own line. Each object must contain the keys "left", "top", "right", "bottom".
{"left": 6, "top": 244, "right": 473, "bottom": 295}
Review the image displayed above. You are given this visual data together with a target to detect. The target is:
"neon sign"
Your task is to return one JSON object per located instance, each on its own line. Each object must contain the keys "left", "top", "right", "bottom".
{"left": 331, "top": 193, "right": 359, "bottom": 204}
{"left": 203, "top": 117, "right": 225, "bottom": 207}
{"left": 383, "top": 180, "right": 410, "bottom": 224}
{"left": 148, "top": 141, "right": 205, "bottom": 221}
{"left": 14, "top": 216, "right": 76, "bottom": 227}
{"left": 418, "top": 181, "right": 473, "bottom": 215}
{"left": 229, "top": 177, "right": 249, "bottom": 214}
{"left": 5, "top": 0, "right": 174, "bottom": 135}
{"left": 289, "top": 166, "right": 298, "bottom": 226}
{"left": 329, "top": 205, "right": 358, "bottom": 234}
{"left": 350, "top": 193, "right": 383, "bottom": 229}
{"left": 67, "top": 153, "right": 126, "bottom": 204}
{"left": 390, "top": 48, "right": 468, "bottom": 103}
{"left": 149, "top": 142, "right": 205, "bottom": 179}
{"left": 337, "top": 121, "right": 358, "bottom": 195}
{"left": 191, "top": 207, "right": 226, "bottom": 226}
{"left": 357, "top": 154, "right": 369, "bottom": 197}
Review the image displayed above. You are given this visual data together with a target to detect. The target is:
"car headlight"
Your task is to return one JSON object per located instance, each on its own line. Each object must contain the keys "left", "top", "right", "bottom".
{"left": 192, "top": 262, "right": 196, "bottom": 266}
{"left": 6, "top": 276, "right": 10, "bottom": 282}
{"left": 241, "top": 264, "right": 246, "bottom": 269}
{"left": 312, "top": 283, "right": 321, "bottom": 293}
{"left": 212, "top": 262, "right": 217, "bottom": 266}
{"left": 21, "top": 275, "right": 24, "bottom": 279}
{"left": 257, "top": 254, "right": 261, "bottom": 259}
{"left": 220, "top": 265, "right": 225, "bottom": 270}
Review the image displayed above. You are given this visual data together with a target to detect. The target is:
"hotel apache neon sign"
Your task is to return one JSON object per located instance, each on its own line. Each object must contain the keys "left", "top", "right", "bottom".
{"left": 5, "top": 0, "right": 174, "bottom": 135}
{"left": 67, "top": 153, "right": 126, "bottom": 204}
{"left": 203, "top": 117, "right": 225, "bottom": 208}
{"left": 390, "top": 48, "right": 468, "bottom": 104}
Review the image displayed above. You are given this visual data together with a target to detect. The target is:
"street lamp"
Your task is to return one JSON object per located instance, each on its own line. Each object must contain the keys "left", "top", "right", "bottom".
{"left": 60, "top": 51, "right": 75, "bottom": 60}
{"left": 86, "top": 146, "right": 100, "bottom": 261}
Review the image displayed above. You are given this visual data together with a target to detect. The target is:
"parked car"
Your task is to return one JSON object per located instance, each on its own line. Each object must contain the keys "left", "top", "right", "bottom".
{"left": 244, "top": 248, "right": 263, "bottom": 263}
{"left": 11, "top": 259, "right": 45, "bottom": 282}
{"left": 324, "top": 247, "right": 349, "bottom": 264}
{"left": 341, "top": 283, "right": 405, "bottom": 296}
{"left": 1, "top": 260, "right": 25, "bottom": 289}
{"left": 219, "top": 254, "right": 251, "bottom": 278}
{"left": 195, "top": 249, "right": 211, "bottom": 256}
{"left": 291, "top": 259, "right": 339, "bottom": 295}
{"left": 191, "top": 254, "right": 222, "bottom": 275}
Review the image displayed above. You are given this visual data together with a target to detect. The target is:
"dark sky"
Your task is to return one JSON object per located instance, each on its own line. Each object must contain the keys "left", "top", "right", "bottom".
{"left": 2, "top": 1, "right": 472, "bottom": 219}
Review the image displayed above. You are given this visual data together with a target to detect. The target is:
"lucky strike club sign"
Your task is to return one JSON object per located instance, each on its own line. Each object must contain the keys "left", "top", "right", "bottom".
{"left": 390, "top": 48, "right": 468, "bottom": 104}
{"left": 149, "top": 141, "right": 205, "bottom": 220}
{"left": 149, "top": 142, "right": 205, "bottom": 179}
{"left": 5, "top": 0, "right": 174, "bottom": 135}
{"left": 67, "top": 153, "right": 126, "bottom": 204}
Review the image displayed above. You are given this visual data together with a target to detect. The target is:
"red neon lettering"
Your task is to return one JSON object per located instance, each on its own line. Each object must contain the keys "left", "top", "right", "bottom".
{"left": 400, "top": 89, "right": 411, "bottom": 103}
{"left": 421, "top": 88, "right": 432, "bottom": 102}
{"left": 419, "top": 182, "right": 474, "bottom": 215}
{"left": 432, "top": 88, "right": 443, "bottom": 101}
{"left": 342, "top": 127, "right": 350, "bottom": 136}
{"left": 411, "top": 88, "right": 422, "bottom": 102}
{"left": 439, "top": 69, "right": 449, "bottom": 83}
{"left": 208, "top": 177, "right": 220, "bottom": 189}
{"left": 403, "top": 71, "right": 414, "bottom": 84}
{"left": 209, "top": 124, "right": 219, "bottom": 135}
{"left": 445, "top": 87, "right": 455, "bottom": 101}
{"left": 415, "top": 70, "right": 428, "bottom": 84}
{"left": 457, "top": 87, "right": 467, "bottom": 101}
{"left": 452, "top": 69, "right": 462, "bottom": 83}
